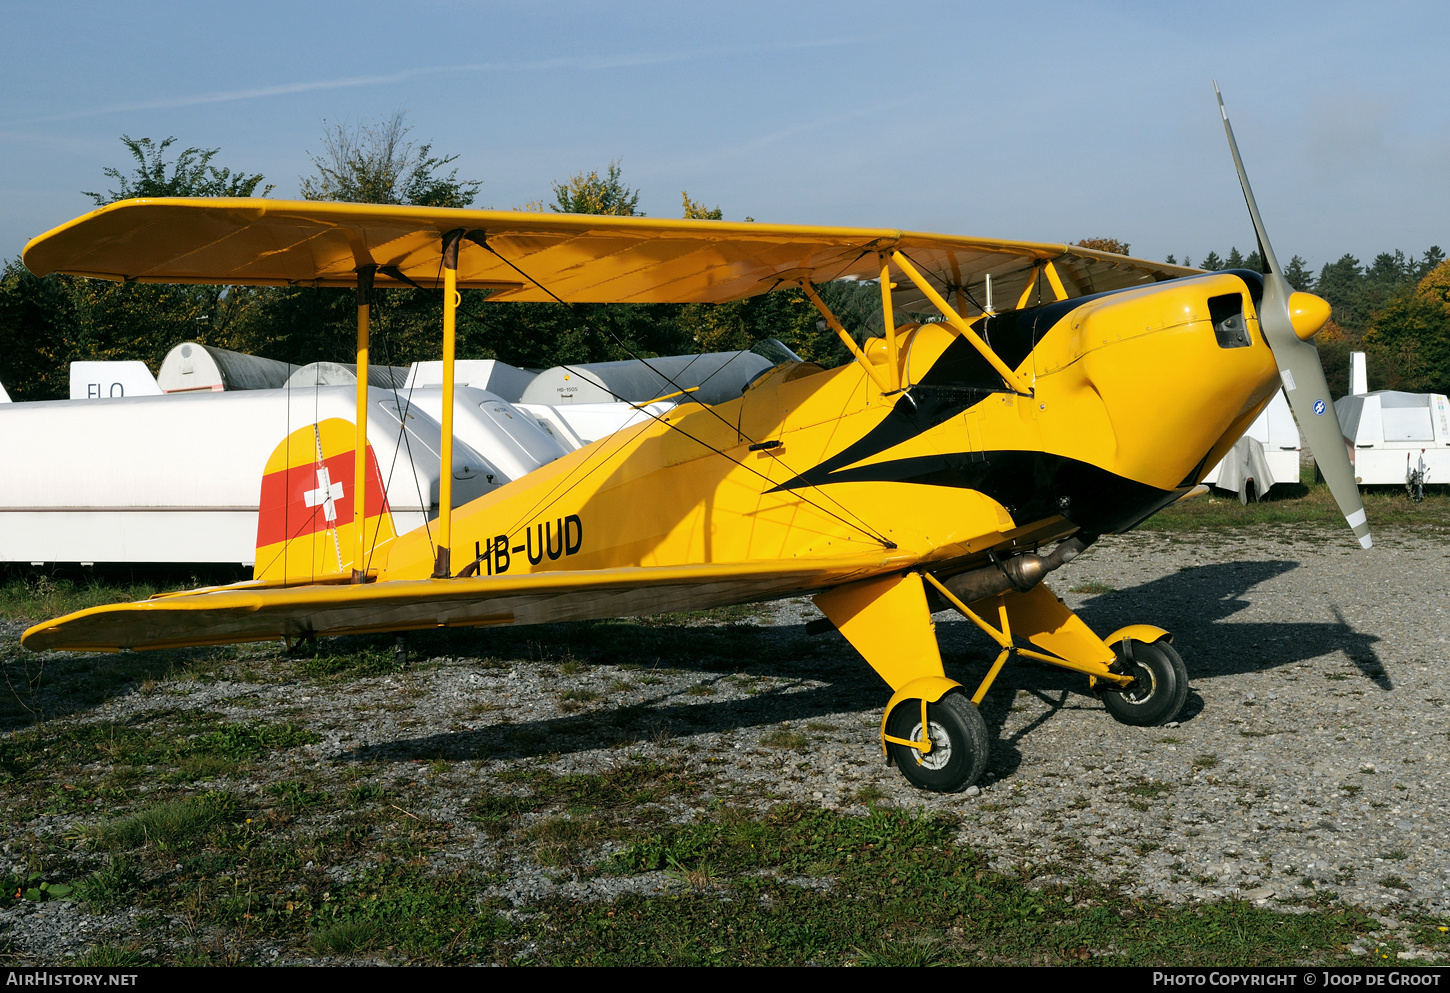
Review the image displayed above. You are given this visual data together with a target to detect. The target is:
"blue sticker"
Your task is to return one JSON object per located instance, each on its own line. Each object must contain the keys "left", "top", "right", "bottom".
{"left": 1314, "top": 399, "right": 1326, "bottom": 416}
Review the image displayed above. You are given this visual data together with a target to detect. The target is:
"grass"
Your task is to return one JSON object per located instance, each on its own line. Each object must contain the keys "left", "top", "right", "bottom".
{"left": 73, "top": 857, "right": 145, "bottom": 911}
{"left": 1127, "top": 781, "right": 1175, "bottom": 798}
{"left": 0, "top": 565, "right": 249, "bottom": 622}
{"left": 0, "top": 711, "right": 318, "bottom": 787}
{"left": 86, "top": 792, "right": 236, "bottom": 850}
{"left": 310, "top": 919, "right": 382, "bottom": 957}
{"left": 760, "top": 728, "right": 810, "bottom": 751}
{"left": 531, "top": 804, "right": 1378, "bottom": 967}
{"left": 1143, "top": 480, "right": 1450, "bottom": 531}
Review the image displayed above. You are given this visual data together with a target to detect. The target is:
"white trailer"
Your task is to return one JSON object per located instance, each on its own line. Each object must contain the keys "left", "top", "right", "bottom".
{"left": 0, "top": 345, "right": 784, "bottom": 565}
{"left": 1202, "top": 389, "right": 1301, "bottom": 500}
{"left": 69, "top": 361, "right": 162, "bottom": 400}
{"left": 1335, "top": 390, "right": 1450, "bottom": 487}
{"left": 0, "top": 387, "right": 503, "bottom": 566}
{"left": 403, "top": 359, "right": 538, "bottom": 403}
{"left": 390, "top": 387, "right": 568, "bottom": 480}
{"left": 520, "top": 350, "right": 772, "bottom": 406}
{"left": 517, "top": 400, "right": 678, "bottom": 449}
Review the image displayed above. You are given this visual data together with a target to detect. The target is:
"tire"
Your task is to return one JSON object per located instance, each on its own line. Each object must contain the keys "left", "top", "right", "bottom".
{"left": 884, "top": 691, "right": 990, "bottom": 793}
{"left": 1100, "top": 639, "right": 1189, "bottom": 727}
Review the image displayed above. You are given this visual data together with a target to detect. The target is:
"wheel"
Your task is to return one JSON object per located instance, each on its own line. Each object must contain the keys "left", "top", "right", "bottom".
{"left": 1100, "top": 639, "right": 1189, "bottom": 727}
{"left": 884, "top": 691, "right": 989, "bottom": 793}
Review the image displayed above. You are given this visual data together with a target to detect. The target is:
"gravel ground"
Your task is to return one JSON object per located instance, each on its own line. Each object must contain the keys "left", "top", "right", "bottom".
{"left": 1, "top": 522, "right": 1447, "bottom": 962}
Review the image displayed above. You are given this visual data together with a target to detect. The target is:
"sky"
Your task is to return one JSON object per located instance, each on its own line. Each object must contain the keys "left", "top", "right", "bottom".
{"left": 3, "top": 0, "right": 1448, "bottom": 273}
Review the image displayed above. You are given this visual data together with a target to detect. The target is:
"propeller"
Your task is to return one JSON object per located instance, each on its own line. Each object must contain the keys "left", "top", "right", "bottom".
{"left": 1214, "top": 82, "right": 1372, "bottom": 549}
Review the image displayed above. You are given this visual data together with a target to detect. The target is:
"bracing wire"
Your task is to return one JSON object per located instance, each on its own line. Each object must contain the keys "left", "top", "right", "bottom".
{"left": 474, "top": 238, "right": 897, "bottom": 551}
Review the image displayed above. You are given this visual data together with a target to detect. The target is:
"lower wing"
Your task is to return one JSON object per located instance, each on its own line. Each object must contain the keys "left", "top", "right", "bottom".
{"left": 22, "top": 552, "right": 912, "bottom": 652}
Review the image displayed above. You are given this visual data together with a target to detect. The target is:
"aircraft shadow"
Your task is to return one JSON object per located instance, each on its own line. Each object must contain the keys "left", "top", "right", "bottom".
{"left": 347, "top": 558, "right": 1384, "bottom": 771}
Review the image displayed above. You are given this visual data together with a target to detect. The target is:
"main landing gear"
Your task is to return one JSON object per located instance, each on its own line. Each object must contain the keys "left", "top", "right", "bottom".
{"left": 813, "top": 570, "right": 1188, "bottom": 794}
{"left": 1098, "top": 638, "right": 1189, "bottom": 727}
{"left": 884, "top": 691, "right": 990, "bottom": 793}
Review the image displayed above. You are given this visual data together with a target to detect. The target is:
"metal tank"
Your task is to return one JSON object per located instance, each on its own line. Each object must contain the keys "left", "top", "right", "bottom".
{"left": 156, "top": 342, "right": 294, "bottom": 393}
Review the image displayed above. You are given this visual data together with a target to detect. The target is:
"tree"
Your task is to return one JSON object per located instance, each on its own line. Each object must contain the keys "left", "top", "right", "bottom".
{"left": 1073, "top": 238, "right": 1130, "bottom": 256}
{"left": 1415, "top": 246, "right": 1445, "bottom": 281}
{"left": 1225, "top": 247, "right": 1245, "bottom": 269}
{"left": 1200, "top": 251, "right": 1223, "bottom": 271}
{"left": 83, "top": 136, "right": 272, "bottom": 206}
{"left": 300, "top": 112, "right": 480, "bottom": 208}
{"left": 550, "top": 161, "right": 641, "bottom": 216}
{"left": 1364, "top": 292, "right": 1450, "bottom": 395}
{"left": 0, "top": 137, "right": 278, "bottom": 400}
{"left": 1416, "top": 259, "right": 1450, "bottom": 310}
{"left": 1283, "top": 255, "right": 1312, "bottom": 291}
{"left": 682, "top": 191, "right": 723, "bottom": 220}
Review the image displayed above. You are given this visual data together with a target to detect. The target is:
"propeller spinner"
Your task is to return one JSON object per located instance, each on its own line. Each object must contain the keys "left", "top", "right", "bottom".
{"left": 1214, "top": 83, "right": 1372, "bottom": 549}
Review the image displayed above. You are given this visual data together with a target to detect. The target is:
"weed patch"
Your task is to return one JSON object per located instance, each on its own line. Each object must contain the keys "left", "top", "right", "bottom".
{"left": 73, "top": 857, "right": 145, "bottom": 911}
{"left": 86, "top": 792, "right": 236, "bottom": 851}
{"left": 760, "top": 729, "right": 810, "bottom": 752}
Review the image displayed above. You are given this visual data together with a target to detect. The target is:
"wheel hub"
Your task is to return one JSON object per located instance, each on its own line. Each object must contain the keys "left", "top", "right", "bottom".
{"left": 908, "top": 720, "right": 953, "bottom": 770}
{"left": 1122, "top": 660, "right": 1158, "bottom": 704}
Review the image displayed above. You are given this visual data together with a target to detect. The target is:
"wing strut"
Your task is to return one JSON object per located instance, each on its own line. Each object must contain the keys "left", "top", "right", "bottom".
{"left": 889, "top": 251, "right": 1033, "bottom": 395}
{"left": 352, "top": 264, "right": 376, "bottom": 583}
{"left": 879, "top": 256, "right": 900, "bottom": 392}
{"left": 433, "top": 229, "right": 464, "bottom": 578}
{"left": 797, "top": 281, "right": 894, "bottom": 394}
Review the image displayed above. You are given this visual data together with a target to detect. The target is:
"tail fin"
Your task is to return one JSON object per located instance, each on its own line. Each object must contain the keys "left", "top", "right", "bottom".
{"left": 254, "top": 418, "right": 395, "bottom": 582}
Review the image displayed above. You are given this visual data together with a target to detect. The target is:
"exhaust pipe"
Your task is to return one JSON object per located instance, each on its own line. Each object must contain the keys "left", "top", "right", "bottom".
{"left": 806, "top": 534, "right": 1098, "bottom": 637}
{"left": 934, "top": 534, "right": 1095, "bottom": 606}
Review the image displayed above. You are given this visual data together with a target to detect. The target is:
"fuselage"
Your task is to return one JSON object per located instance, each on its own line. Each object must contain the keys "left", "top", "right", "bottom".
{"left": 372, "top": 270, "right": 1280, "bottom": 583}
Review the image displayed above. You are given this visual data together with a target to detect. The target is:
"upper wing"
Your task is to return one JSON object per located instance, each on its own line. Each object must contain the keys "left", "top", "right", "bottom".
{"left": 21, "top": 552, "right": 912, "bottom": 652}
{"left": 23, "top": 198, "right": 1195, "bottom": 312}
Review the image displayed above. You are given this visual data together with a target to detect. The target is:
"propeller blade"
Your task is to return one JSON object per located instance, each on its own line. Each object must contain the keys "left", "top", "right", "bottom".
{"left": 1214, "top": 83, "right": 1372, "bottom": 549}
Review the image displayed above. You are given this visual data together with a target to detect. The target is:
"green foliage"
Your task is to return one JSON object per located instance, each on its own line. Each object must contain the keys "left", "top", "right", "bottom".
{"left": 74, "top": 945, "right": 148, "bottom": 967}
{"left": 0, "top": 572, "right": 170, "bottom": 621}
{"left": 682, "top": 191, "right": 723, "bottom": 220}
{"left": 497, "top": 758, "right": 701, "bottom": 810}
{"left": 551, "top": 160, "right": 640, "bottom": 216}
{"left": 299, "top": 112, "right": 480, "bottom": 208}
{"left": 73, "top": 857, "right": 145, "bottom": 911}
{"left": 311, "top": 918, "right": 382, "bottom": 956}
{"left": 1074, "top": 237, "right": 1130, "bottom": 256}
{"left": 2, "top": 135, "right": 273, "bottom": 400}
{"left": 2, "top": 870, "right": 80, "bottom": 909}
{"left": 1283, "top": 255, "right": 1313, "bottom": 291}
{"left": 1363, "top": 290, "right": 1450, "bottom": 394}
{"left": 0, "top": 712, "right": 317, "bottom": 783}
{"left": 87, "top": 792, "right": 236, "bottom": 850}
{"left": 82, "top": 135, "right": 272, "bottom": 206}
{"left": 613, "top": 803, "right": 957, "bottom": 876}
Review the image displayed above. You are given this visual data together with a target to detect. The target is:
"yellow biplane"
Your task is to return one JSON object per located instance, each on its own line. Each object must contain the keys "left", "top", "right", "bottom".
{"left": 19, "top": 92, "right": 1368, "bottom": 792}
